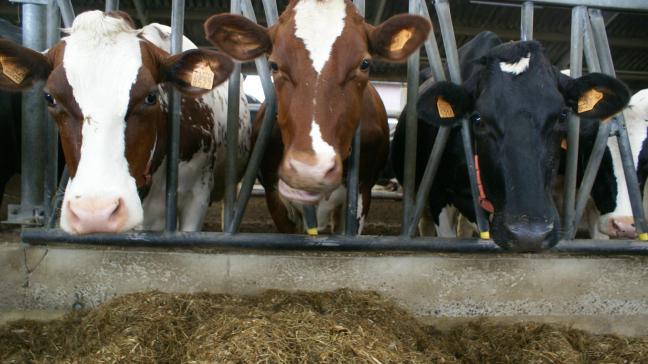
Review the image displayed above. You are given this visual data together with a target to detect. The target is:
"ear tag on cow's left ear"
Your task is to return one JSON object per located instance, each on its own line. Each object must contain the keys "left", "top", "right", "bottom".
{"left": 0, "top": 57, "right": 27, "bottom": 84}
{"left": 190, "top": 63, "right": 214, "bottom": 90}
{"left": 437, "top": 96, "right": 455, "bottom": 118}
{"left": 389, "top": 28, "right": 414, "bottom": 52}
{"left": 578, "top": 89, "right": 604, "bottom": 114}
{"left": 561, "top": 138, "right": 568, "bottom": 150}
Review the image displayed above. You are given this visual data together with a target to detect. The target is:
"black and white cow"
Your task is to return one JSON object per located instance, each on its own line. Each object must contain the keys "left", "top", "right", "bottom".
{"left": 392, "top": 31, "right": 630, "bottom": 251}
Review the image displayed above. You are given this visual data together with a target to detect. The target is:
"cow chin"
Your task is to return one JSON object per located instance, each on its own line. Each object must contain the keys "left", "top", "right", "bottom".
{"left": 278, "top": 179, "right": 325, "bottom": 205}
{"left": 490, "top": 212, "right": 561, "bottom": 252}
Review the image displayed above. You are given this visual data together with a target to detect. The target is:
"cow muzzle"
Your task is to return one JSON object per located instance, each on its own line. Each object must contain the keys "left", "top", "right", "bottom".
{"left": 66, "top": 197, "right": 127, "bottom": 234}
{"left": 278, "top": 150, "right": 342, "bottom": 203}
{"left": 503, "top": 220, "right": 556, "bottom": 252}
{"left": 607, "top": 216, "right": 636, "bottom": 239}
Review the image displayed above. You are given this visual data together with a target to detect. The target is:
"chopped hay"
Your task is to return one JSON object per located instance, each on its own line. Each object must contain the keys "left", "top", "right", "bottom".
{"left": 1, "top": 290, "right": 647, "bottom": 363}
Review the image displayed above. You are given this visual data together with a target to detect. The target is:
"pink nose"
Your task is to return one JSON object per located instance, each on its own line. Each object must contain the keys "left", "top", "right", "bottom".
{"left": 280, "top": 150, "right": 341, "bottom": 191}
{"left": 607, "top": 216, "right": 636, "bottom": 239}
{"left": 67, "top": 197, "right": 126, "bottom": 234}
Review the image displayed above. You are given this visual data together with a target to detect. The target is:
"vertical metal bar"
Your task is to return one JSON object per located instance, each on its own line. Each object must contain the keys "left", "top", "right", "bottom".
{"left": 401, "top": 0, "right": 421, "bottom": 235}
{"left": 18, "top": 3, "right": 47, "bottom": 224}
{"left": 373, "top": 0, "right": 387, "bottom": 24}
{"left": 44, "top": 0, "right": 60, "bottom": 223}
{"left": 562, "top": 5, "right": 585, "bottom": 238}
{"left": 521, "top": 1, "right": 534, "bottom": 41}
{"left": 46, "top": 167, "right": 68, "bottom": 229}
{"left": 133, "top": 0, "right": 148, "bottom": 26}
{"left": 590, "top": 9, "right": 648, "bottom": 239}
{"left": 105, "top": 0, "right": 119, "bottom": 12}
{"left": 165, "top": 0, "right": 185, "bottom": 232}
{"left": 228, "top": 0, "right": 277, "bottom": 233}
{"left": 344, "top": 0, "right": 365, "bottom": 235}
{"left": 437, "top": 0, "right": 490, "bottom": 238}
{"left": 582, "top": 9, "right": 601, "bottom": 73}
{"left": 419, "top": 1, "right": 445, "bottom": 82}
{"left": 55, "top": 0, "right": 75, "bottom": 28}
{"left": 223, "top": 0, "right": 242, "bottom": 233}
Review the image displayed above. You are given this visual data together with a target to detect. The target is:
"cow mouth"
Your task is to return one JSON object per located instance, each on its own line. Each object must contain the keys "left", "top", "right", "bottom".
{"left": 278, "top": 179, "right": 322, "bottom": 204}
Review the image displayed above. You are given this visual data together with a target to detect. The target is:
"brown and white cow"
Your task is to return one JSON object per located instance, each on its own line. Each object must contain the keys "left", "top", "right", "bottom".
{"left": 205, "top": 0, "right": 430, "bottom": 233}
{"left": 0, "top": 10, "right": 251, "bottom": 234}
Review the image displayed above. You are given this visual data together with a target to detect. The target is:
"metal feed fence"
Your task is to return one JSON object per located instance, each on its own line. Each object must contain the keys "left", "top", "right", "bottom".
{"left": 11, "top": 0, "right": 648, "bottom": 254}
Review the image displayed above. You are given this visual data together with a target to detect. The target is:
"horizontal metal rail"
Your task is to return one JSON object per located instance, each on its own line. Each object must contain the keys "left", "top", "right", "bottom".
{"left": 20, "top": 229, "right": 648, "bottom": 255}
{"left": 498, "top": 0, "right": 648, "bottom": 11}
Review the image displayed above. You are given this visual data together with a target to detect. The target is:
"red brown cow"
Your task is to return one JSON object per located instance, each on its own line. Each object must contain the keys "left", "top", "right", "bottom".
{"left": 0, "top": 10, "right": 251, "bottom": 234}
{"left": 205, "top": 0, "right": 430, "bottom": 233}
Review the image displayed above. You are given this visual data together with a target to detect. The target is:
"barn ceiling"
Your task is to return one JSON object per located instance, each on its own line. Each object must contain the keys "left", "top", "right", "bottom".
{"left": 1, "top": 0, "right": 647, "bottom": 91}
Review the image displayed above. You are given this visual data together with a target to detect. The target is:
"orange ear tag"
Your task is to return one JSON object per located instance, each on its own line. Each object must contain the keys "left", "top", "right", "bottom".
{"left": 190, "top": 63, "right": 214, "bottom": 90}
{"left": 0, "top": 57, "right": 27, "bottom": 84}
{"left": 577, "top": 89, "right": 604, "bottom": 114}
{"left": 388, "top": 28, "right": 414, "bottom": 52}
{"left": 437, "top": 96, "right": 455, "bottom": 118}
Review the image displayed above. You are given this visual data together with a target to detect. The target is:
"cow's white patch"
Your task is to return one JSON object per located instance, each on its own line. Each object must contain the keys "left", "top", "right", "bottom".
{"left": 499, "top": 53, "right": 531, "bottom": 75}
{"left": 294, "top": 0, "right": 346, "bottom": 74}
{"left": 59, "top": 11, "right": 144, "bottom": 233}
{"left": 604, "top": 89, "right": 648, "bottom": 229}
{"left": 308, "top": 121, "right": 336, "bottom": 168}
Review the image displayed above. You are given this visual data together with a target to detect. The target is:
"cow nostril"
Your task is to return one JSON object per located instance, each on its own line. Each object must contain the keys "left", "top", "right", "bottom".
{"left": 108, "top": 198, "right": 123, "bottom": 221}
{"left": 324, "top": 161, "right": 339, "bottom": 180}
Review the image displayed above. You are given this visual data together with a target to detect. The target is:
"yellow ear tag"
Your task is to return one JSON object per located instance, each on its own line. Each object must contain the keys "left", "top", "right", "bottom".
{"left": 578, "top": 89, "right": 604, "bottom": 114}
{"left": 388, "top": 28, "right": 414, "bottom": 52}
{"left": 190, "top": 63, "right": 214, "bottom": 90}
{"left": 437, "top": 96, "right": 455, "bottom": 118}
{"left": 0, "top": 56, "right": 27, "bottom": 84}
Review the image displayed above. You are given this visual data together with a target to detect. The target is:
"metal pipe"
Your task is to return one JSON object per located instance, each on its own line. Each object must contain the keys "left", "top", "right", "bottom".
{"left": 418, "top": 1, "right": 446, "bottom": 82}
{"left": 43, "top": 0, "right": 60, "bottom": 223}
{"left": 582, "top": 9, "right": 601, "bottom": 73}
{"left": 495, "top": 0, "right": 648, "bottom": 11}
{"left": 46, "top": 167, "right": 68, "bottom": 229}
{"left": 589, "top": 9, "right": 648, "bottom": 239}
{"left": 132, "top": 0, "right": 148, "bottom": 26}
{"left": 18, "top": 2, "right": 47, "bottom": 225}
{"left": 562, "top": 6, "right": 584, "bottom": 238}
{"left": 373, "top": 0, "right": 387, "bottom": 24}
{"left": 401, "top": 0, "right": 421, "bottom": 235}
{"left": 55, "top": 0, "right": 74, "bottom": 28}
{"left": 521, "top": 1, "right": 534, "bottom": 41}
{"left": 432, "top": 0, "right": 490, "bottom": 237}
{"left": 228, "top": 0, "right": 277, "bottom": 232}
{"left": 223, "top": 0, "right": 242, "bottom": 233}
{"left": 20, "top": 228, "right": 648, "bottom": 255}
{"left": 105, "top": 0, "right": 118, "bottom": 12}
{"left": 164, "top": 0, "right": 185, "bottom": 232}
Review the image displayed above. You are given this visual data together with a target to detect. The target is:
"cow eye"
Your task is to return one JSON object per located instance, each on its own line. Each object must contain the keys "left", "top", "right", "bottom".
{"left": 144, "top": 92, "right": 157, "bottom": 105}
{"left": 269, "top": 62, "right": 279, "bottom": 72}
{"left": 558, "top": 109, "right": 569, "bottom": 122}
{"left": 470, "top": 113, "right": 482, "bottom": 126}
{"left": 43, "top": 92, "right": 56, "bottom": 106}
{"left": 360, "top": 59, "right": 371, "bottom": 71}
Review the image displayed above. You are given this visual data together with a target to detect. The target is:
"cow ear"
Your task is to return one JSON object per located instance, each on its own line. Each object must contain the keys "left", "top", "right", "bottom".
{"left": 560, "top": 72, "right": 631, "bottom": 120}
{"left": 417, "top": 81, "right": 472, "bottom": 127}
{"left": 0, "top": 39, "right": 51, "bottom": 91}
{"left": 162, "top": 49, "right": 234, "bottom": 97}
{"left": 367, "top": 14, "right": 431, "bottom": 62}
{"left": 204, "top": 14, "right": 272, "bottom": 61}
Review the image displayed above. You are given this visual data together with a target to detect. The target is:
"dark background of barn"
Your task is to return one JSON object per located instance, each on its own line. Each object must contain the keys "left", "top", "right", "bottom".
{"left": 1, "top": 0, "right": 647, "bottom": 91}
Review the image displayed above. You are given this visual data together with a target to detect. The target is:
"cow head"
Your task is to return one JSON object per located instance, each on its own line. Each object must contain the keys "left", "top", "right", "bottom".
{"left": 418, "top": 41, "right": 630, "bottom": 251}
{"left": 205, "top": 0, "right": 430, "bottom": 203}
{"left": 0, "top": 10, "right": 234, "bottom": 234}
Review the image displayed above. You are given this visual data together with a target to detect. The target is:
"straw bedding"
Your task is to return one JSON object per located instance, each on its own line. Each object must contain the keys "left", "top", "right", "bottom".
{"left": 2, "top": 289, "right": 647, "bottom": 363}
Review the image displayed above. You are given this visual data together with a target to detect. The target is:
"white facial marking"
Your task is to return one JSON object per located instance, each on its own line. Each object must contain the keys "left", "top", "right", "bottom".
{"left": 294, "top": 0, "right": 346, "bottom": 164}
{"left": 59, "top": 11, "right": 144, "bottom": 233}
{"left": 606, "top": 89, "right": 648, "bottom": 221}
{"left": 294, "top": 0, "right": 347, "bottom": 74}
{"left": 499, "top": 53, "right": 531, "bottom": 75}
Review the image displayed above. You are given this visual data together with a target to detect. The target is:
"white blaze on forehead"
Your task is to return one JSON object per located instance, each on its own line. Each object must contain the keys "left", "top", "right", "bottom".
{"left": 500, "top": 52, "right": 531, "bottom": 75}
{"left": 309, "top": 122, "right": 336, "bottom": 160}
{"left": 59, "top": 10, "right": 144, "bottom": 232}
{"left": 294, "top": 0, "right": 347, "bottom": 74}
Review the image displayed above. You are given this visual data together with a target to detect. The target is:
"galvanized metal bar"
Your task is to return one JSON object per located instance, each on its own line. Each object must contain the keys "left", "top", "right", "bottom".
{"left": 589, "top": 9, "right": 648, "bottom": 239}
{"left": 164, "top": 0, "right": 185, "bottom": 232}
{"left": 104, "top": 0, "right": 118, "bottom": 11}
{"left": 418, "top": 1, "right": 445, "bottom": 82}
{"left": 228, "top": 0, "right": 277, "bottom": 232}
{"left": 223, "top": 0, "right": 242, "bottom": 233}
{"left": 303, "top": 205, "right": 318, "bottom": 235}
{"left": 344, "top": 0, "right": 366, "bottom": 236}
{"left": 133, "top": 0, "right": 148, "bottom": 26}
{"left": 43, "top": 0, "right": 60, "bottom": 223}
{"left": 373, "top": 0, "right": 387, "bottom": 24}
{"left": 497, "top": 0, "right": 648, "bottom": 11}
{"left": 521, "top": 1, "right": 534, "bottom": 41}
{"left": 431, "top": 0, "right": 490, "bottom": 238}
{"left": 21, "top": 228, "right": 648, "bottom": 255}
{"left": 582, "top": 9, "right": 601, "bottom": 73}
{"left": 13, "top": 2, "right": 47, "bottom": 225}
{"left": 562, "top": 5, "right": 585, "bottom": 239}
{"left": 55, "top": 0, "right": 74, "bottom": 28}
{"left": 46, "top": 167, "right": 68, "bottom": 229}
{"left": 401, "top": 0, "right": 421, "bottom": 235}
